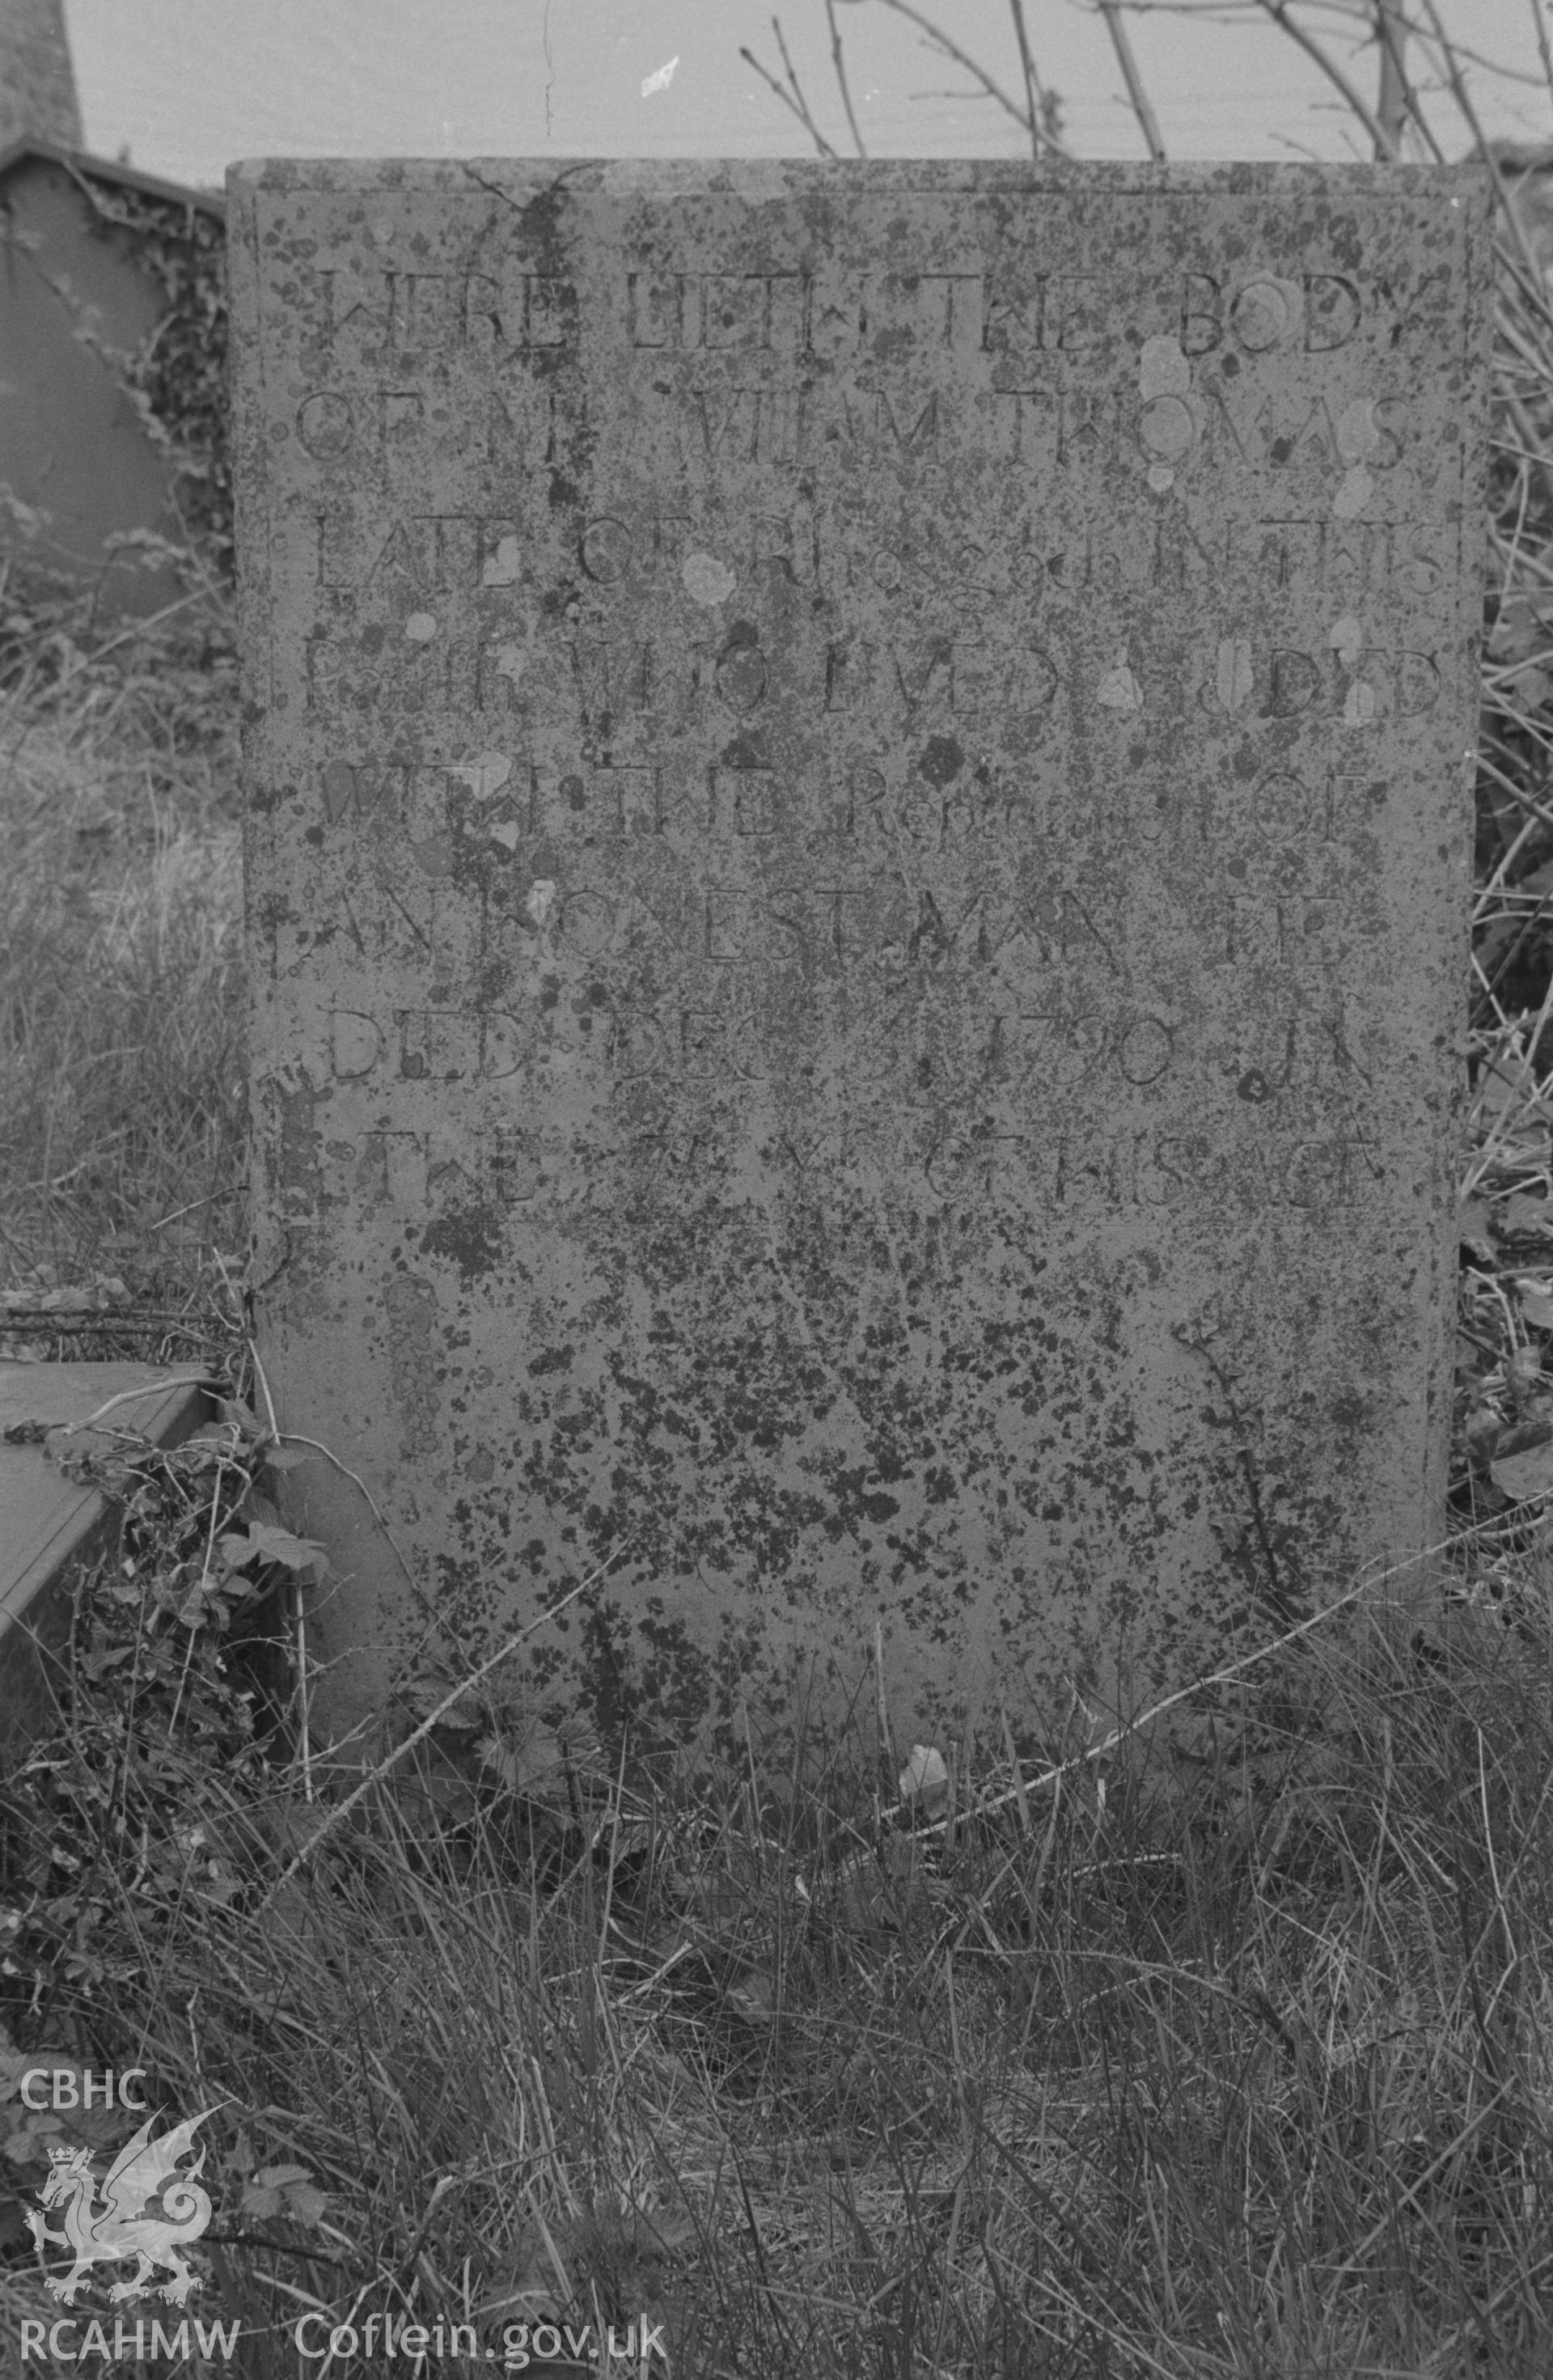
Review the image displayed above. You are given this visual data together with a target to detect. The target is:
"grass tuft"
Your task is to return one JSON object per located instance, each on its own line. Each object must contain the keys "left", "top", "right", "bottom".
{"left": 0, "top": 586, "right": 247, "bottom": 1345}
{"left": 2, "top": 1554, "right": 1551, "bottom": 2374}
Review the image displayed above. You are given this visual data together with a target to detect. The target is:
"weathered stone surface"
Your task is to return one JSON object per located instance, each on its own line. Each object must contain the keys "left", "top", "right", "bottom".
{"left": 229, "top": 160, "right": 1489, "bottom": 1754}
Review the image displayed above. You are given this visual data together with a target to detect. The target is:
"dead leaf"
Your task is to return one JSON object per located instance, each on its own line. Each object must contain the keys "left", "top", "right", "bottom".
{"left": 828, "top": 1853, "right": 891, "bottom": 1939}
{"left": 899, "top": 1744, "right": 948, "bottom": 1802}
{"left": 1459, "top": 1198, "right": 1495, "bottom": 1266}
{"left": 724, "top": 1967, "right": 776, "bottom": 2024}
{"left": 1496, "top": 1192, "right": 1553, "bottom": 1243}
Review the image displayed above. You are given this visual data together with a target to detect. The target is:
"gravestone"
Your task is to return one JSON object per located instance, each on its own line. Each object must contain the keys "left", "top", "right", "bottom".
{"left": 228, "top": 160, "right": 1489, "bottom": 1754}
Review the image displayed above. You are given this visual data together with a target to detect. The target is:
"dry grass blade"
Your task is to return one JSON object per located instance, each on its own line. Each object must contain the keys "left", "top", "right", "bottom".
{"left": 0, "top": 586, "right": 244, "bottom": 1332}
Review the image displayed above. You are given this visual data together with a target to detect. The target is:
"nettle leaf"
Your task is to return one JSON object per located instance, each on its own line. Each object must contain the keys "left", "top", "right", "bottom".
{"left": 480, "top": 1722, "right": 563, "bottom": 1793}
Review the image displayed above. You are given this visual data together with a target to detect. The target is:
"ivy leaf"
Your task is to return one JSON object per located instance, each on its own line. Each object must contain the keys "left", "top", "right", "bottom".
{"left": 241, "top": 2166, "right": 327, "bottom": 2225}
{"left": 80, "top": 1645, "right": 134, "bottom": 1681}
{"left": 216, "top": 1397, "right": 265, "bottom": 1436}
{"left": 1517, "top": 1280, "right": 1553, "bottom": 1332}
{"left": 479, "top": 1722, "right": 563, "bottom": 1793}
{"left": 218, "top": 1523, "right": 330, "bottom": 1581}
{"left": 176, "top": 1578, "right": 211, "bottom": 1629}
{"left": 1490, "top": 1437, "right": 1553, "bottom": 1505}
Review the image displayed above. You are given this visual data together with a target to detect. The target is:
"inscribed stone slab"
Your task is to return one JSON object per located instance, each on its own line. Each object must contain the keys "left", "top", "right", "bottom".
{"left": 228, "top": 161, "right": 1489, "bottom": 1751}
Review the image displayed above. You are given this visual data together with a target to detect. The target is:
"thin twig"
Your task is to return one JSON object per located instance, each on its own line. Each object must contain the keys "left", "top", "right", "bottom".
{"left": 1374, "top": 0, "right": 1410, "bottom": 160}
{"left": 1416, "top": 0, "right": 1544, "bottom": 294}
{"left": 292, "top": 1573, "right": 315, "bottom": 1804}
{"left": 824, "top": 0, "right": 867, "bottom": 155}
{"left": 859, "top": 1566, "right": 1383, "bottom": 1854}
{"left": 739, "top": 43, "right": 839, "bottom": 156}
{"left": 61, "top": 1373, "right": 214, "bottom": 1431}
{"left": 1256, "top": 0, "right": 1395, "bottom": 159}
{"left": 870, "top": 0, "right": 1062, "bottom": 151}
{"left": 273, "top": 1430, "right": 423, "bottom": 1599}
{"left": 1531, "top": 0, "right": 1553, "bottom": 109}
{"left": 170, "top": 1454, "right": 226, "bottom": 1735}
{"left": 249, "top": 1538, "right": 635, "bottom": 1913}
{"left": 1376, "top": 0, "right": 1449, "bottom": 165}
{"left": 873, "top": 1617, "right": 894, "bottom": 1791}
{"left": 778, "top": 15, "right": 844, "bottom": 158}
{"left": 1098, "top": 2, "right": 1166, "bottom": 161}
{"left": 147, "top": 1184, "right": 242, "bottom": 1233}
{"left": 251, "top": 1343, "right": 315, "bottom": 1804}
{"left": 772, "top": 15, "right": 838, "bottom": 156}
{"left": 1007, "top": 0, "right": 1050, "bottom": 159}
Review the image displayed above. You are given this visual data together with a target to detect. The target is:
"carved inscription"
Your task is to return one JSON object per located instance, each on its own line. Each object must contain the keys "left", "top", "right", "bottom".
{"left": 234, "top": 162, "right": 1485, "bottom": 1736}
{"left": 307, "top": 268, "right": 577, "bottom": 351}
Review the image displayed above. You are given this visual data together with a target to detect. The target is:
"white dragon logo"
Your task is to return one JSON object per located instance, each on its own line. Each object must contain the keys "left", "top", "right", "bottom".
{"left": 26, "top": 2108, "right": 217, "bottom": 2306}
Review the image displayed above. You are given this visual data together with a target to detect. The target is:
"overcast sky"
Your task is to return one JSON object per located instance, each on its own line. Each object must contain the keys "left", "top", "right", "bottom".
{"left": 63, "top": 0, "right": 1551, "bottom": 190}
